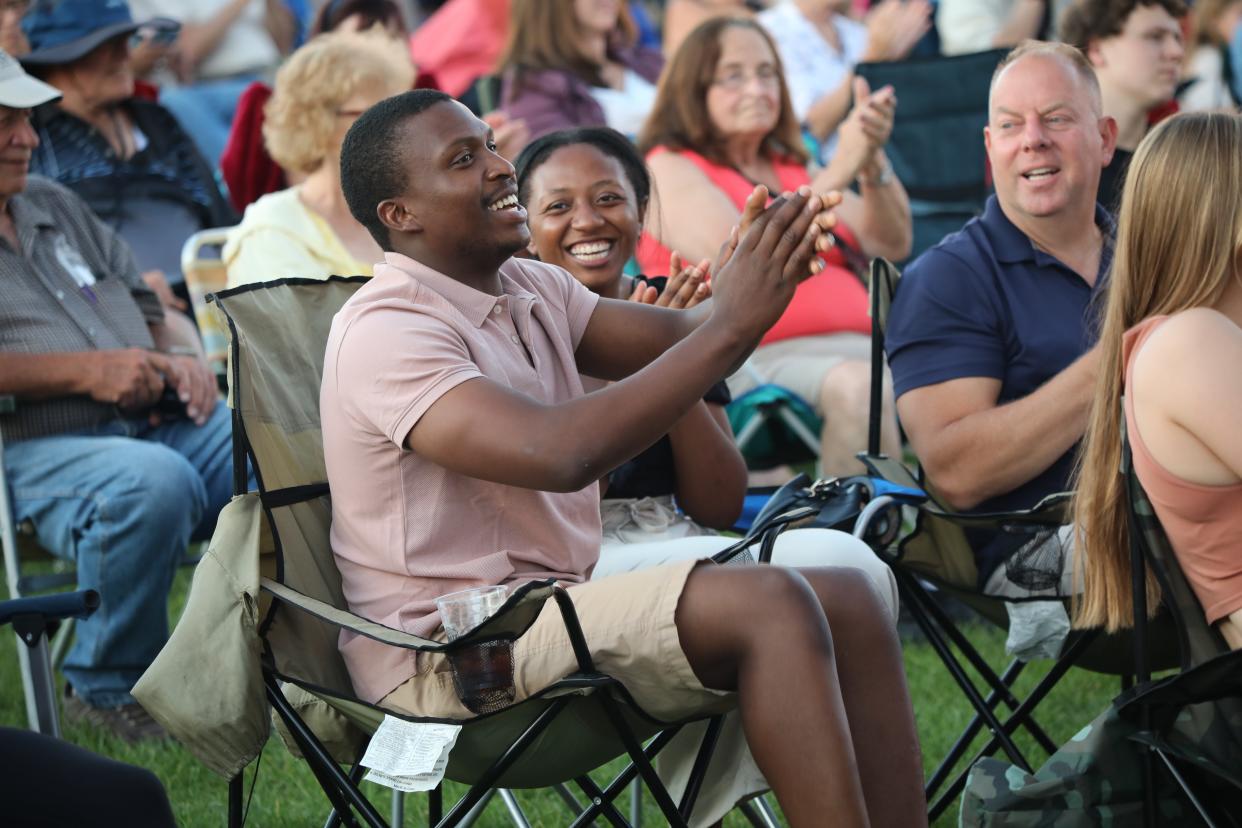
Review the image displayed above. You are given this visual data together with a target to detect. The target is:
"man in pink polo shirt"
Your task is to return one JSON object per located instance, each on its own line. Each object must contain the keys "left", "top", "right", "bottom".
{"left": 321, "top": 89, "right": 925, "bottom": 828}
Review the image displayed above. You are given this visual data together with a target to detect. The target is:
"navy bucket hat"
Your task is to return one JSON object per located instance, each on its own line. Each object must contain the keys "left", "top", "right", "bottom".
{"left": 21, "top": 0, "right": 177, "bottom": 67}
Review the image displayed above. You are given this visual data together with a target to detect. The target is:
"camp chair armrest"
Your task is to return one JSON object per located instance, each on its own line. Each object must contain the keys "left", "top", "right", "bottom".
{"left": 260, "top": 577, "right": 562, "bottom": 654}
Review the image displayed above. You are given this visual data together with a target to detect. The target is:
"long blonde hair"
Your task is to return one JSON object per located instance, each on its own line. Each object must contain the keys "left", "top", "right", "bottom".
{"left": 1073, "top": 111, "right": 1242, "bottom": 631}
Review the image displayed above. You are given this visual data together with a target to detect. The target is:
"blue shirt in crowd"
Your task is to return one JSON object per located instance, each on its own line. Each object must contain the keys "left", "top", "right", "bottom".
{"left": 885, "top": 195, "right": 1113, "bottom": 581}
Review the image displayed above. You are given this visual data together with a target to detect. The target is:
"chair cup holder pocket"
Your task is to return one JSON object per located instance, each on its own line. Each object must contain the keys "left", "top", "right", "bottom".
{"left": 446, "top": 636, "right": 516, "bottom": 716}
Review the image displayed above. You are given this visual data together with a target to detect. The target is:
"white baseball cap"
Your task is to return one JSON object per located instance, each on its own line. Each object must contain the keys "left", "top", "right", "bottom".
{"left": 0, "top": 49, "right": 61, "bottom": 109}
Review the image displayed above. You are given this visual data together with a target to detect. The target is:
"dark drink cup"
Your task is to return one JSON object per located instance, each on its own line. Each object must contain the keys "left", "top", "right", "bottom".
{"left": 436, "top": 586, "right": 516, "bottom": 714}
{"left": 447, "top": 639, "right": 516, "bottom": 715}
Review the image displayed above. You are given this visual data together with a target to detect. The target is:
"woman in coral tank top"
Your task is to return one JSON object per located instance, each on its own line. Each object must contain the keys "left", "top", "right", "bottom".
{"left": 636, "top": 16, "right": 911, "bottom": 476}
{"left": 1074, "top": 111, "right": 1242, "bottom": 649}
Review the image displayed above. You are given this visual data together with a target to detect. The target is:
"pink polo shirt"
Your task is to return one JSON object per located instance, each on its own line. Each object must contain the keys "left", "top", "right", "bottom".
{"left": 321, "top": 252, "right": 602, "bottom": 703}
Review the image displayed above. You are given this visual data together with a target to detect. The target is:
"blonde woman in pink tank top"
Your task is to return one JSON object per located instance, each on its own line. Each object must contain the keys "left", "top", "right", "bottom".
{"left": 1073, "top": 111, "right": 1242, "bottom": 649}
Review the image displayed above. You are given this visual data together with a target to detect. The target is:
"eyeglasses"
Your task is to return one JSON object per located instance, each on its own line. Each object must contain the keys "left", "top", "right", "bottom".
{"left": 711, "top": 65, "right": 781, "bottom": 91}
{"left": 335, "top": 109, "right": 367, "bottom": 119}
{"left": 0, "top": 0, "right": 31, "bottom": 14}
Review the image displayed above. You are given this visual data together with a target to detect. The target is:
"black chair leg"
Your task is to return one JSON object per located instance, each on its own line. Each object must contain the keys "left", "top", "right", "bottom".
{"left": 324, "top": 765, "right": 370, "bottom": 828}
{"left": 428, "top": 784, "right": 442, "bottom": 827}
{"left": 594, "top": 692, "right": 688, "bottom": 827}
{"left": 264, "top": 675, "right": 385, "bottom": 828}
{"left": 572, "top": 775, "right": 631, "bottom": 828}
{"left": 897, "top": 574, "right": 1033, "bottom": 773}
{"left": 229, "top": 773, "right": 244, "bottom": 828}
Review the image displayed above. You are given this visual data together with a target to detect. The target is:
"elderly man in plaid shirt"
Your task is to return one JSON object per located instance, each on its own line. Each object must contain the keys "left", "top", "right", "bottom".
{"left": 0, "top": 52, "right": 239, "bottom": 742}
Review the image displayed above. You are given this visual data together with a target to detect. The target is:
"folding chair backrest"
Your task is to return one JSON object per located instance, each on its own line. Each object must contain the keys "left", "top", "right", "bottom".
{"left": 213, "top": 276, "right": 368, "bottom": 697}
{"left": 1122, "top": 433, "right": 1242, "bottom": 808}
{"left": 856, "top": 49, "right": 1005, "bottom": 261}
{"left": 854, "top": 49, "right": 1004, "bottom": 205}
{"left": 182, "top": 227, "right": 236, "bottom": 380}
{"left": 1123, "top": 434, "right": 1229, "bottom": 670}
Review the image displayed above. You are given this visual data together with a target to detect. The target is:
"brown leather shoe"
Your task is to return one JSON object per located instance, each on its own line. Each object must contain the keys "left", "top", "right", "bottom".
{"left": 62, "top": 687, "right": 168, "bottom": 744}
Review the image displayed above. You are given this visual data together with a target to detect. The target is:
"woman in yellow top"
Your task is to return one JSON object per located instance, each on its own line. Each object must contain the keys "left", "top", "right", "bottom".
{"left": 224, "top": 29, "right": 413, "bottom": 287}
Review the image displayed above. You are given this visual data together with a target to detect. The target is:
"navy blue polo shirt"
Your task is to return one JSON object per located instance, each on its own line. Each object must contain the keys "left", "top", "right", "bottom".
{"left": 885, "top": 195, "right": 1112, "bottom": 582}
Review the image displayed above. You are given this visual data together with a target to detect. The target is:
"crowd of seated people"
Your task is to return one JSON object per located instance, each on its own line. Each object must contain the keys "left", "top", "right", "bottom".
{"left": 3, "top": 1, "right": 1242, "bottom": 824}
{"left": 23, "top": 0, "right": 236, "bottom": 310}
{"left": 224, "top": 28, "right": 412, "bottom": 286}
{"left": 498, "top": 0, "right": 664, "bottom": 141}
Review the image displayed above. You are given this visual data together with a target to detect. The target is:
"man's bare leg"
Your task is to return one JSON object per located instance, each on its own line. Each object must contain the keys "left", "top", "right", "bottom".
{"left": 796, "top": 567, "right": 926, "bottom": 827}
{"left": 675, "top": 565, "right": 923, "bottom": 827}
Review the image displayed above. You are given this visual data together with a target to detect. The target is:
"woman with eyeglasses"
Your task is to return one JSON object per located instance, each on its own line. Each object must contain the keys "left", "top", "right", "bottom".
{"left": 224, "top": 29, "right": 412, "bottom": 287}
{"left": 637, "top": 16, "right": 911, "bottom": 478}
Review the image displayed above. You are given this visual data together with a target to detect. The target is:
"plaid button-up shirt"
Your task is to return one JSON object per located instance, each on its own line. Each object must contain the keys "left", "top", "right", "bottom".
{"left": 1, "top": 176, "right": 163, "bottom": 443}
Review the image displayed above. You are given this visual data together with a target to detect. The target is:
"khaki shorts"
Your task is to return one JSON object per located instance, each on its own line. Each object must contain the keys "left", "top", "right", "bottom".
{"left": 381, "top": 559, "right": 733, "bottom": 722}
{"left": 728, "top": 332, "right": 872, "bottom": 412}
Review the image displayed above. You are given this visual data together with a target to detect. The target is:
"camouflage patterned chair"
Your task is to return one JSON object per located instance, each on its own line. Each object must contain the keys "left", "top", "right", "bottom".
{"left": 959, "top": 427, "right": 1242, "bottom": 826}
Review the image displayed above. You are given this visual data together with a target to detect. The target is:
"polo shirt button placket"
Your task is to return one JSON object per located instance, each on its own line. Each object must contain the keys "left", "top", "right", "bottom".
{"left": 510, "top": 335, "right": 520, "bottom": 345}
{"left": 492, "top": 305, "right": 502, "bottom": 315}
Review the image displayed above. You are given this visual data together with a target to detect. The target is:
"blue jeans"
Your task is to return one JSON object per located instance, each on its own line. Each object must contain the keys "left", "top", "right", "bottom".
{"left": 158, "top": 75, "right": 257, "bottom": 168}
{"left": 4, "top": 401, "right": 240, "bottom": 707}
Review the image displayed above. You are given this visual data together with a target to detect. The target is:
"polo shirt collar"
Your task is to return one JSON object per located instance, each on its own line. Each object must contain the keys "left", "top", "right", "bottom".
{"left": 982, "top": 195, "right": 1114, "bottom": 278}
{"left": 383, "top": 251, "right": 537, "bottom": 328}
{"left": 7, "top": 189, "right": 55, "bottom": 253}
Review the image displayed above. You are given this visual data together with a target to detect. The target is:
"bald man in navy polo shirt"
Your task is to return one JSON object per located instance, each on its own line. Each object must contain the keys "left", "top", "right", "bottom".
{"left": 885, "top": 40, "right": 1118, "bottom": 591}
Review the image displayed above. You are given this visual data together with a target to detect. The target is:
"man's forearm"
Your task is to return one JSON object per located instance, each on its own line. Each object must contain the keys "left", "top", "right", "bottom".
{"left": 920, "top": 357, "right": 1095, "bottom": 509}
{"left": 175, "top": 0, "right": 249, "bottom": 72}
{"left": 149, "top": 311, "right": 205, "bottom": 356}
{"left": 0, "top": 352, "right": 89, "bottom": 399}
{"left": 531, "top": 316, "right": 750, "bottom": 492}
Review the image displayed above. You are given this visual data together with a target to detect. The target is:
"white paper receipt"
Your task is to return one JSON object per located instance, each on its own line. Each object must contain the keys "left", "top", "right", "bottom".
{"left": 360, "top": 716, "right": 462, "bottom": 792}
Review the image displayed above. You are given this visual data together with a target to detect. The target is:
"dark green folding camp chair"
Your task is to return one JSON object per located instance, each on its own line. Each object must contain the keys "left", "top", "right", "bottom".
{"left": 856, "top": 258, "right": 1179, "bottom": 821}
{"left": 135, "top": 276, "right": 752, "bottom": 828}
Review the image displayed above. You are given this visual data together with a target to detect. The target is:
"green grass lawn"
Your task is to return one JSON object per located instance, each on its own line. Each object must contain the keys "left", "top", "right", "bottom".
{"left": 2, "top": 566, "right": 1122, "bottom": 827}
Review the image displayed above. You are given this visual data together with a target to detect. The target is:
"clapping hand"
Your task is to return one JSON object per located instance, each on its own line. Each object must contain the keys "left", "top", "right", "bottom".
{"left": 713, "top": 185, "right": 840, "bottom": 278}
{"left": 629, "top": 251, "right": 712, "bottom": 308}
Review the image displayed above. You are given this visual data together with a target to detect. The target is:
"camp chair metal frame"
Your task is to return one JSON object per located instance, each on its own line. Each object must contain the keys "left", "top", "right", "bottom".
{"left": 212, "top": 277, "right": 756, "bottom": 828}
{"left": 860, "top": 258, "right": 1178, "bottom": 820}
{"left": 2, "top": 396, "right": 99, "bottom": 733}
{"left": 1122, "top": 432, "right": 1242, "bottom": 827}
{"left": 0, "top": 589, "right": 99, "bottom": 736}
{"left": 181, "top": 226, "right": 235, "bottom": 387}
